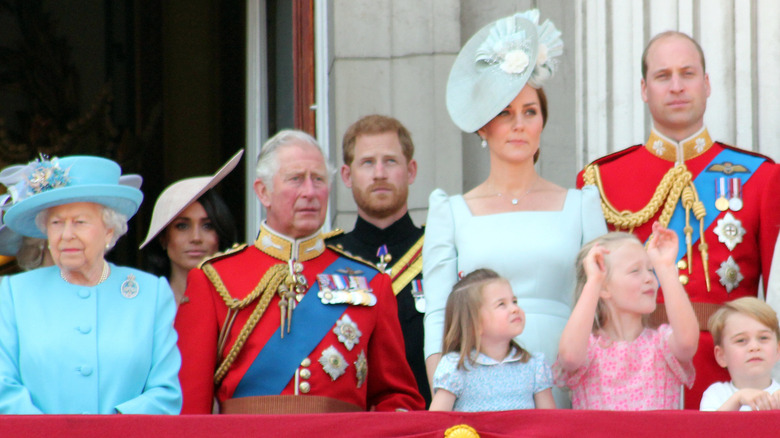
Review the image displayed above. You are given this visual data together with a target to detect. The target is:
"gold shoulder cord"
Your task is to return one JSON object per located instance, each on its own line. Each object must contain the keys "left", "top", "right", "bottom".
{"left": 203, "top": 262, "right": 290, "bottom": 384}
{"left": 583, "top": 163, "right": 710, "bottom": 291}
{"left": 390, "top": 236, "right": 424, "bottom": 295}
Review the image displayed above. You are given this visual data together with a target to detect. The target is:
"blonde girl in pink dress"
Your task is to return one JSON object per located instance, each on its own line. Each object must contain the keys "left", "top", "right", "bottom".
{"left": 554, "top": 223, "right": 699, "bottom": 410}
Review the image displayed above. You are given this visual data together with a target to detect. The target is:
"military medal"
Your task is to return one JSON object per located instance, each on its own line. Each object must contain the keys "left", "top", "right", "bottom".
{"left": 728, "top": 178, "right": 743, "bottom": 212}
{"left": 714, "top": 212, "right": 745, "bottom": 251}
{"left": 333, "top": 314, "right": 362, "bottom": 350}
{"left": 714, "top": 177, "right": 729, "bottom": 212}
{"left": 317, "top": 274, "right": 377, "bottom": 306}
{"left": 121, "top": 274, "right": 139, "bottom": 298}
{"left": 716, "top": 256, "right": 743, "bottom": 292}
{"left": 376, "top": 244, "right": 391, "bottom": 274}
{"left": 354, "top": 351, "right": 368, "bottom": 389}
{"left": 411, "top": 279, "right": 425, "bottom": 313}
{"left": 319, "top": 345, "right": 348, "bottom": 381}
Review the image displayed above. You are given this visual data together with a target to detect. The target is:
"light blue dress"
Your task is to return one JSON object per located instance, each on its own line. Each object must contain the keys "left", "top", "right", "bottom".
{"left": 0, "top": 264, "right": 182, "bottom": 414}
{"left": 423, "top": 186, "right": 607, "bottom": 407}
{"left": 433, "top": 350, "right": 552, "bottom": 411}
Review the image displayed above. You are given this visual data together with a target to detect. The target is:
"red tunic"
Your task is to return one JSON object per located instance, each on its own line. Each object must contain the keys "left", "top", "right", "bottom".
{"left": 577, "top": 129, "right": 780, "bottom": 409}
{"left": 175, "top": 226, "right": 424, "bottom": 414}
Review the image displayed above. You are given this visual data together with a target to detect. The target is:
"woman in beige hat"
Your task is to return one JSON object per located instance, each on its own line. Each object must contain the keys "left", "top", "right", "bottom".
{"left": 141, "top": 151, "right": 242, "bottom": 304}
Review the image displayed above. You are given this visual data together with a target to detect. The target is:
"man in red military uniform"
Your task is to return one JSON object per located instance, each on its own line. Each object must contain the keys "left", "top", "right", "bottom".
{"left": 577, "top": 31, "right": 780, "bottom": 409}
{"left": 175, "top": 130, "right": 424, "bottom": 414}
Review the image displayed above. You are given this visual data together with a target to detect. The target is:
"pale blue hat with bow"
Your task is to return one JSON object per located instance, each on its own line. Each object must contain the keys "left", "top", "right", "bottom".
{"left": 446, "top": 9, "right": 563, "bottom": 133}
{"left": 2, "top": 156, "right": 144, "bottom": 239}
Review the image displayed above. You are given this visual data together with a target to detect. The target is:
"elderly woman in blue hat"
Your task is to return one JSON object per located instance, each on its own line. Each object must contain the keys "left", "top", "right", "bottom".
{"left": 0, "top": 155, "right": 182, "bottom": 414}
{"left": 423, "top": 10, "right": 607, "bottom": 408}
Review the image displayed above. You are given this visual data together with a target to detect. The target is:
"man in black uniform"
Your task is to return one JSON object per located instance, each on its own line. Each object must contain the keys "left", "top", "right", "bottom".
{"left": 328, "top": 114, "right": 429, "bottom": 406}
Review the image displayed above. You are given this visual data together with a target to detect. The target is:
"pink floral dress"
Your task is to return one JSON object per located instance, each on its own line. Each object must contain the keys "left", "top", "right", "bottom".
{"left": 553, "top": 324, "right": 695, "bottom": 410}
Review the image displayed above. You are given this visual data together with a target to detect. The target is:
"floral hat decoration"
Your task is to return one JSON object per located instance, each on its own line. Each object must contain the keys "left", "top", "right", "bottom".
{"left": 2, "top": 155, "right": 144, "bottom": 239}
{"left": 446, "top": 9, "right": 563, "bottom": 133}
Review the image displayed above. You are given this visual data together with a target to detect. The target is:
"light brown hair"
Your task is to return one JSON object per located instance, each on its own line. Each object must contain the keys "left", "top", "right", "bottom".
{"left": 641, "top": 31, "right": 706, "bottom": 79}
{"left": 442, "top": 268, "right": 530, "bottom": 369}
{"left": 573, "top": 232, "right": 644, "bottom": 332}
{"left": 342, "top": 115, "right": 414, "bottom": 166}
{"left": 709, "top": 297, "right": 780, "bottom": 347}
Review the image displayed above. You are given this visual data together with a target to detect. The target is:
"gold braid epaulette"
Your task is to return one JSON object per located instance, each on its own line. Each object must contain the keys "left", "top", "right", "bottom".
{"left": 322, "top": 228, "right": 344, "bottom": 239}
{"left": 197, "top": 243, "right": 248, "bottom": 270}
{"left": 584, "top": 161, "right": 711, "bottom": 291}
{"left": 204, "top": 262, "right": 290, "bottom": 384}
{"left": 582, "top": 163, "right": 692, "bottom": 231}
{"left": 326, "top": 244, "right": 380, "bottom": 269}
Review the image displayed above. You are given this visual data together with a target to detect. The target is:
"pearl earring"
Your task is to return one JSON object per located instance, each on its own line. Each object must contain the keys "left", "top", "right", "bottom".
{"left": 481, "top": 138, "right": 487, "bottom": 148}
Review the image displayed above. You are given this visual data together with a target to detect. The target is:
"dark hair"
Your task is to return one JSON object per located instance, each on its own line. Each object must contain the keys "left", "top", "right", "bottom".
{"left": 641, "top": 31, "right": 706, "bottom": 79}
{"left": 342, "top": 114, "right": 414, "bottom": 166}
{"left": 534, "top": 88, "right": 548, "bottom": 163}
{"left": 144, "top": 189, "right": 238, "bottom": 277}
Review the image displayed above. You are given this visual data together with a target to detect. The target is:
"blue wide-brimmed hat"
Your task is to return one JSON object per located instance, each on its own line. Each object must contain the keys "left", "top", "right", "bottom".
{"left": 446, "top": 9, "right": 563, "bottom": 133}
{"left": 3, "top": 156, "right": 144, "bottom": 239}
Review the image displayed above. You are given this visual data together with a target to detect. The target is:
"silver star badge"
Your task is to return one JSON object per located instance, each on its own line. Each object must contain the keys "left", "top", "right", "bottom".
{"left": 714, "top": 212, "right": 745, "bottom": 251}
{"left": 716, "top": 256, "right": 743, "bottom": 293}
{"left": 333, "top": 314, "right": 362, "bottom": 351}
{"left": 319, "top": 345, "right": 347, "bottom": 381}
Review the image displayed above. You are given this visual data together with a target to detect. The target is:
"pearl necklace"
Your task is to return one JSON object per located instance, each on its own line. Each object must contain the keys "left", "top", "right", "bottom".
{"left": 60, "top": 260, "right": 110, "bottom": 286}
{"left": 494, "top": 177, "right": 540, "bottom": 205}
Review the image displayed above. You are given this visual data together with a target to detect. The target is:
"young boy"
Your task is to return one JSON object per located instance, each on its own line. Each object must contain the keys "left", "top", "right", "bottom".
{"left": 700, "top": 297, "right": 780, "bottom": 411}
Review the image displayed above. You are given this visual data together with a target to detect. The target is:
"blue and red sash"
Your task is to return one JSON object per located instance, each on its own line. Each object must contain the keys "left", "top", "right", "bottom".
{"left": 666, "top": 148, "right": 765, "bottom": 261}
{"left": 232, "top": 256, "right": 379, "bottom": 398}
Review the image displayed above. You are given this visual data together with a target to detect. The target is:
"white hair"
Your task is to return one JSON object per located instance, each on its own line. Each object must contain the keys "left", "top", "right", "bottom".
{"left": 35, "top": 204, "right": 129, "bottom": 253}
{"left": 255, "top": 129, "right": 334, "bottom": 192}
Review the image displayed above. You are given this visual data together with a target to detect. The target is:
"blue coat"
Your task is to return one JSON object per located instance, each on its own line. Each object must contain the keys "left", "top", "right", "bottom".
{"left": 0, "top": 264, "right": 182, "bottom": 414}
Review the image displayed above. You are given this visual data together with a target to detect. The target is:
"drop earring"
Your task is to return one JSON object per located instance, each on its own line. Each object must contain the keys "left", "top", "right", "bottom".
{"left": 481, "top": 138, "right": 487, "bottom": 148}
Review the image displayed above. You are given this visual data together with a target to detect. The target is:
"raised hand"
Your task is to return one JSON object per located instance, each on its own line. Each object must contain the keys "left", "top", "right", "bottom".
{"left": 583, "top": 243, "right": 609, "bottom": 287}
{"left": 646, "top": 222, "right": 679, "bottom": 268}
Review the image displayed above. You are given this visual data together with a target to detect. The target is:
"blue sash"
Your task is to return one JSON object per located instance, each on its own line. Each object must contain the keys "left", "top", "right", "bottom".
{"left": 232, "top": 257, "right": 379, "bottom": 397}
{"left": 666, "top": 148, "right": 765, "bottom": 261}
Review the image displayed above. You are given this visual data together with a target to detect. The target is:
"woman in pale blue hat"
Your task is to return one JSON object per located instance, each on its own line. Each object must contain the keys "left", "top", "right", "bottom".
{"left": 0, "top": 155, "right": 182, "bottom": 414}
{"left": 423, "top": 10, "right": 607, "bottom": 408}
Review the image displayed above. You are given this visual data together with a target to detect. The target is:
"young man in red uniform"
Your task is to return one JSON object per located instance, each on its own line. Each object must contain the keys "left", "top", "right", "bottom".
{"left": 577, "top": 31, "right": 780, "bottom": 409}
{"left": 175, "top": 130, "right": 424, "bottom": 414}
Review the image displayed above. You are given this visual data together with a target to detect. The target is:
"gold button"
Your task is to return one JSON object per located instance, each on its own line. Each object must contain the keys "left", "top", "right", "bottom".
{"left": 679, "top": 275, "right": 689, "bottom": 285}
{"left": 301, "top": 358, "right": 311, "bottom": 367}
{"left": 299, "top": 369, "right": 311, "bottom": 379}
{"left": 299, "top": 382, "right": 311, "bottom": 393}
{"left": 677, "top": 260, "right": 687, "bottom": 270}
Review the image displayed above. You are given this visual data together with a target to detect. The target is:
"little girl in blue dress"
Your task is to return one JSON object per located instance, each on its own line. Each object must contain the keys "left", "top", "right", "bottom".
{"left": 429, "top": 269, "right": 555, "bottom": 411}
